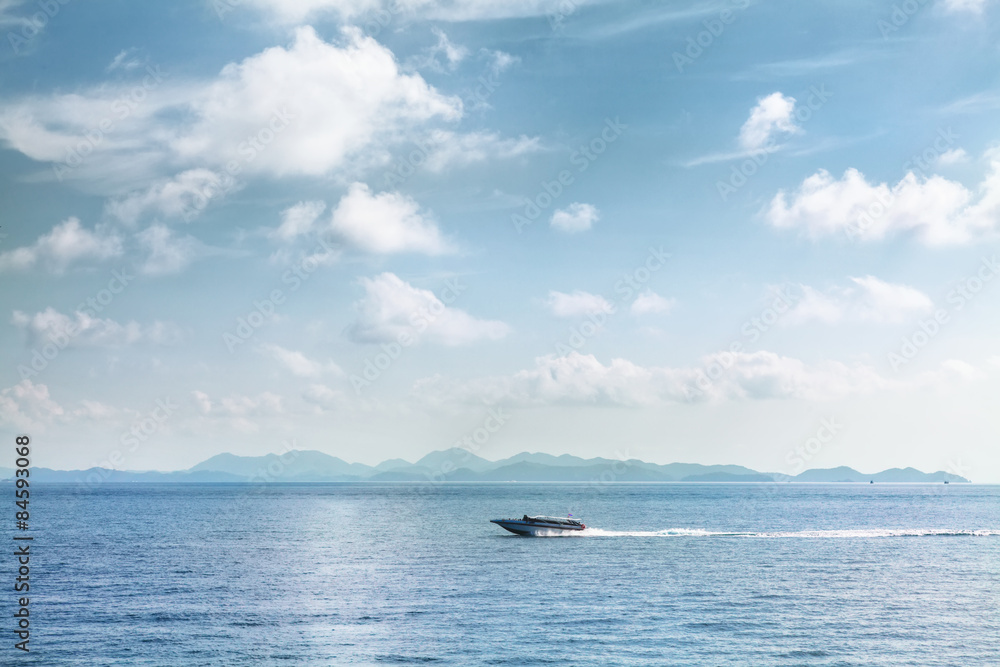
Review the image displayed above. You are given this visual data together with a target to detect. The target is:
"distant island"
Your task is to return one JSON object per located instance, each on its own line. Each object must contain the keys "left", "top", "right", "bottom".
{"left": 1, "top": 448, "right": 970, "bottom": 484}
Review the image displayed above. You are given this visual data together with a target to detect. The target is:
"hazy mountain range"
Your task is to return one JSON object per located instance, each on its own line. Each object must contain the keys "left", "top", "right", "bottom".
{"left": 1, "top": 449, "right": 970, "bottom": 484}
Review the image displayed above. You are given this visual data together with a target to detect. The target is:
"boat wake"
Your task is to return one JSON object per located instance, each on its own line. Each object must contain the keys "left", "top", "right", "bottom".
{"left": 578, "top": 528, "right": 1000, "bottom": 538}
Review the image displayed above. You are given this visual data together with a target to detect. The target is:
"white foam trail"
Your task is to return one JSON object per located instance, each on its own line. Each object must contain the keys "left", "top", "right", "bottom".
{"left": 578, "top": 528, "right": 1000, "bottom": 538}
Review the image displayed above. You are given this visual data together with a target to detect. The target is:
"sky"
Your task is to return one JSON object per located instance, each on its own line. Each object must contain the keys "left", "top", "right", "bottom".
{"left": 1, "top": 0, "right": 999, "bottom": 480}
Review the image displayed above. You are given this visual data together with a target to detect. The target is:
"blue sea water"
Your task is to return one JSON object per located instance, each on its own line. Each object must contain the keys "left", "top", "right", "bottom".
{"left": 5, "top": 483, "right": 999, "bottom": 665}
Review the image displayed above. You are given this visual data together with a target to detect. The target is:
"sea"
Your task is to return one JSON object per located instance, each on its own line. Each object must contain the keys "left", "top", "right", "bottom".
{"left": 5, "top": 482, "right": 999, "bottom": 665}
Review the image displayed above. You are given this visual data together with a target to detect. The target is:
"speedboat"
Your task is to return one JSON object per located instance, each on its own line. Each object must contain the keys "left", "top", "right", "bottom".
{"left": 490, "top": 515, "right": 586, "bottom": 536}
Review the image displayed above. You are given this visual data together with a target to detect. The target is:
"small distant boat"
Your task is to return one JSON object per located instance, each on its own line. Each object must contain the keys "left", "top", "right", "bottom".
{"left": 491, "top": 515, "right": 586, "bottom": 536}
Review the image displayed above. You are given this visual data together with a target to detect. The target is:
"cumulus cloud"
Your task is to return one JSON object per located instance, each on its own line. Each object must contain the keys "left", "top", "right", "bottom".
{"left": 783, "top": 277, "right": 933, "bottom": 325}
{"left": 349, "top": 272, "right": 509, "bottom": 345}
{"left": 330, "top": 182, "right": 452, "bottom": 255}
{"left": 12, "top": 308, "right": 182, "bottom": 347}
{"left": 269, "top": 201, "right": 327, "bottom": 243}
{"left": 546, "top": 290, "right": 614, "bottom": 318}
{"left": 0, "top": 380, "right": 64, "bottom": 431}
{"left": 136, "top": 224, "right": 204, "bottom": 275}
{"left": 630, "top": 290, "right": 676, "bottom": 316}
{"left": 937, "top": 148, "right": 969, "bottom": 166}
{"left": 260, "top": 344, "right": 343, "bottom": 377}
{"left": 739, "top": 92, "right": 801, "bottom": 150}
{"left": 550, "top": 203, "right": 599, "bottom": 233}
{"left": 413, "top": 350, "right": 896, "bottom": 408}
{"left": 0, "top": 218, "right": 122, "bottom": 273}
{"left": 766, "top": 158, "right": 1000, "bottom": 244}
{"left": 0, "top": 27, "right": 461, "bottom": 187}
{"left": 105, "top": 170, "right": 233, "bottom": 224}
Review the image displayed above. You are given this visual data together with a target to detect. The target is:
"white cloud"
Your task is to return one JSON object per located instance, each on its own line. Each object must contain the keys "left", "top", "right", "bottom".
{"left": 238, "top": 0, "right": 594, "bottom": 23}
{"left": 630, "top": 290, "right": 676, "bottom": 316}
{"left": 410, "top": 27, "right": 468, "bottom": 72}
{"left": 546, "top": 290, "right": 614, "bottom": 318}
{"left": 12, "top": 308, "right": 182, "bottom": 347}
{"left": 106, "top": 48, "right": 141, "bottom": 73}
{"left": 943, "top": 0, "right": 992, "bottom": 13}
{"left": 0, "top": 27, "right": 461, "bottom": 186}
{"left": 191, "top": 389, "right": 285, "bottom": 432}
{"left": 260, "top": 344, "right": 343, "bottom": 377}
{"left": 413, "top": 350, "right": 895, "bottom": 408}
{"left": 136, "top": 224, "right": 203, "bottom": 275}
{"left": 330, "top": 182, "right": 452, "bottom": 255}
{"left": 190, "top": 389, "right": 285, "bottom": 434}
{"left": 767, "top": 158, "right": 1000, "bottom": 244}
{"left": 739, "top": 92, "right": 801, "bottom": 150}
{"left": 105, "top": 169, "right": 232, "bottom": 224}
{"left": 0, "top": 218, "right": 122, "bottom": 273}
{"left": 303, "top": 383, "right": 346, "bottom": 411}
{"left": 269, "top": 201, "right": 327, "bottom": 243}
{"left": 172, "top": 26, "right": 460, "bottom": 178}
{"left": 349, "top": 272, "right": 509, "bottom": 345}
{"left": 550, "top": 203, "right": 599, "bottom": 233}
{"left": 783, "top": 277, "right": 933, "bottom": 325}
{"left": 421, "top": 130, "right": 541, "bottom": 172}
{"left": 0, "top": 380, "right": 64, "bottom": 431}
{"left": 937, "top": 148, "right": 968, "bottom": 166}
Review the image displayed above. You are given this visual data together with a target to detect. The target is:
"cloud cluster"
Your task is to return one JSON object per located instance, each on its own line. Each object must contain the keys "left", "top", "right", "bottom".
{"left": 12, "top": 308, "right": 182, "bottom": 347}
{"left": 783, "top": 276, "right": 933, "bottom": 326}
{"left": 767, "top": 158, "right": 1000, "bottom": 244}
{"left": 330, "top": 183, "right": 453, "bottom": 255}
{"left": 349, "top": 272, "right": 509, "bottom": 345}
{"left": 0, "top": 218, "right": 122, "bottom": 273}
{"left": 0, "top": 380, "right": 64, "bottom": 431}
{"left": 0, "top": 27, "right": 462, "bottom": 188}
{"left": 413, "top": 350, "right": 896, "bottom": 407}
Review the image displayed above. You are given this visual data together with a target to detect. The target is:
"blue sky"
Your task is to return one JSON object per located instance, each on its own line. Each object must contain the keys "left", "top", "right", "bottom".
{"left": 1, "top": 0, "right": 999, "bottom": 480}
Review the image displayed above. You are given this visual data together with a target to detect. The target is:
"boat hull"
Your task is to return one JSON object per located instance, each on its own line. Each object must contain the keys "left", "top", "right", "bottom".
{"left": 490, "top": 519, "right": 585, "bottom": 536}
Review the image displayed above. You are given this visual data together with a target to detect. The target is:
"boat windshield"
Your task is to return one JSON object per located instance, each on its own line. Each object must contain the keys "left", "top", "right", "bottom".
{"left": 525, "top": 515, "right": 581, "bottom": 525}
